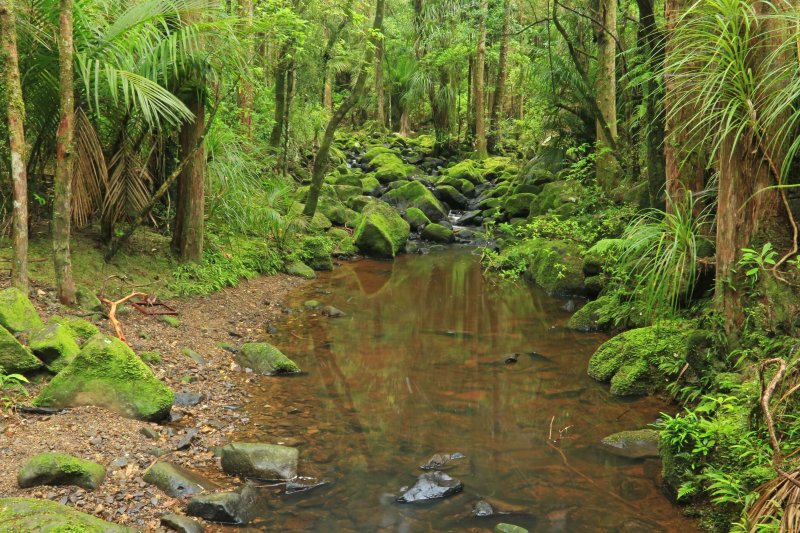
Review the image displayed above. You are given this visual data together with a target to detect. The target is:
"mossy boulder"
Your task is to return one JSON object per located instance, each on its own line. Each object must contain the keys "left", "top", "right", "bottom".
{"left": 529, "top": 180, "right": 586, "bottom": 217}
{"left": 600, "top": 429, "right": 660, "bottom": 459}
{"left": 236, "top": 343, "right": 300, "bottom": 375}
{"left": 220, "top": 442, "right": 299, "bottom": 480}
{"left": 353, "top": 201, "right": 410, "bottom": 258}
{"left": 567, "top": 295, "right": 617, "bottom": 332}
{"left": 505, "top": 238, "right": 585, "bottom": 296}
{"left": 371, "top": 153, "right": 414, "bottom": 183}
{"left": 383, "top": 181, "right": 447, "bottom": 222}
{"left": 0, "top": 325, "right": 42, "bottom": 374}
{"left": 333, "top": 184, "right": 363, "bottom": 202}
{"left": 0, "top": 287, "right": 43, "bottom": 334}
{"left": 421, "top": 223, "right": 454, "bottom": 243}
{"left": 75, "top": 286, "right": 103, "bottom": 313}
{"left": 435, "top": 185, "right": 468, "bottom": 209}
{"left": 404, "top": 207, "right": 431, "bottom": 231}
{"left": 328, "top": 228, "right": 358, "bottom": 257}
{"left": 143, "top": 462, "right": 217, "bottom": 497}
{"left": 50, "top": 316, "right": 99, "bottom": 345}
{"left": 588, "top": 323, "right": 692, "bottom": 396}
{"left": 443, "top": 160, "right": 483, "bottom": 185}
{"left": 17, "top": 453, "right": 106, "bottom": 490}
{"left": 284, "top": 260, "right": 316, "bottom": 279}
{"left": 364, "top": 145, "right": 395, "bottom": 162}
{"left": 334, "top": 174, "right": 363, "bottom": 188}
{"left": 301, "top": 238, "right": 334, "bottom": 271}
{"left": 436, "top": 176, "right": 475, "bottom": 197}
{"left": 360, "top": 176, "right": 381, "bottom": 195}
{"left": 318, "top": 197, "right": 360, "bottom": 227}
{"left": 33, "top": 335, "right": 174, "bottom": 421}
{"left": 347, "top": 195, "right": 377, "bottom": 213}
{"left": 482, "top": 156, "right": 516, "bottom": 179}
{"left": 28, "top": 322, "right": 81, "bottom": 373}
{"left": 503, "top": 193, "right": 536, "bottom": 218}
{"left": 0, "top": 497, "right": 135, "bottom": 532}
{"left": 583, "top": 238, "right": 623, "bottom": 276}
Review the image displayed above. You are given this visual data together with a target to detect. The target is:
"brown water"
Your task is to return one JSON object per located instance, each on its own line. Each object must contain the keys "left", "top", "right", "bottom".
{"left": 238, "top": 248, "right": 698, "bottom": 532}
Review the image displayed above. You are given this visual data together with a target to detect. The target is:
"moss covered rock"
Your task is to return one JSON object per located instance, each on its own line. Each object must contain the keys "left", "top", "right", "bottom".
{"left": 143, "top": 462, "right": 217, "bottom": 497}
{"left": 17, "top": 453, "right": 106, "bottom": 490}
{"left": 284, "top": 260, "right": 316, "bottom": 279}
{"left": 503, "top": 193, "right": 536, "bottom": 218}
{"left": 0, "top": 325, "right": 42, "bottom": 374}
{"left": 404, "top": 207, "right": 431, "bottom": 231}
{"left": 421, "top": 223, "right": 454, "bottom": 243}
{"left": 353, "top": 201, "right": 410, "bottom": 258}
{"left": 504, "top": 238, "right": 585, "bottom": 296}
{"left": 0, "top": 497, "right": 135, "bottom": 532}
{"left": 383, "top": 181, "right": 447, "bottom": 222}
{"left": 436, "top": 176, "right": 475, "bottom": 197}
{"left": 583, "top": 238, "right": 623, "bottom": 276}
{"left": 29, "top": 322, "right": 81, "bottom": 373}
{"left": 588, "top": 323, "right": 692, "bottom": 396}
{"left": 372, "top": 153, "right": 414, "bottom": 183}
{"left": 33, "top": 335, "right": 174, "bottom": 421}
{"left": 50, "top": 316, "right": 99, "bottom": 345}
{"left": 333, "top": 184, "right": 363, "bottom": 202}
{"left": 435, "top": 185, "right": 468, "bottom": 209}
{"left": 301, "top": 238, "right": 334, "bottom": 271}
{"left": 482, "top": 156, "right": 516, "bottom": 179}
{"left": 347, "top": 195, "right": 377, "bottom": 213}
{"left": 529, "top": 180, "right": 586, "bottom": 217}
{"left": 443, "top": 160, "right": 483, "bottom": 185}
{"left": 0, "top": 287, "right": 43, "bottom": 334}
{"left": 334, "top": 174, "right": 363, "bottom": 188}
{"left": 364, "top": 145, "right": 395, "bottom": 162}
{"left": 236, "top": 343, "right": 300, "bottom": 375}
{"left": 360, "top": 176, "right": 381, "bottom": 195}
{"left": 76, "top": 286, "right": 103, "bottom": 313}
{"left": 220, "top": 442, "right": 299, "bottom": 480}
{"left": 600, "top": 429, "right": 660, "bottom": 459}
{"left": 328, "top": 228, "right": 358, "bottom": 257}
{"left": 567, "top": 295, "right": 617, "bottom": 332}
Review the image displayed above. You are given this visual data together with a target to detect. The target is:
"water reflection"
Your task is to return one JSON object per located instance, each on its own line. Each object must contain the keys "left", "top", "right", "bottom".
{"left": 239, "top": 248, "right": 697, "bottom": 532}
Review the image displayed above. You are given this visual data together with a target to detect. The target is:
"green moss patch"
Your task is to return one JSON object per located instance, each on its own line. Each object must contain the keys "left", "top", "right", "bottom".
{"left": 0, "top": 287, "right": 43, "bottom": 334}
{"left": 382, "top": 181, "right": 447, "bottom": 222}
{"left": 17, "top": 453, "right": 106, "bottom": 490}
{"left": 0, "top": 497, "right": 135, "bottom": 532}
{"left": 0, "top": 325, "right": 43, "bottom": 374}
{"left": 236, "top": 343, "right": 300, "bottom": 375}
{"left": 28, "top": 322, "right": 81, "bottom": 373}
{"left": 353, "top": 201, "right": 410, "bottom": 258}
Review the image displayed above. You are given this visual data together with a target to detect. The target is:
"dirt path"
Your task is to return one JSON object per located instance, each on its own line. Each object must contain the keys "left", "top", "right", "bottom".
{"left": 0, "top": 273, "right": 305, "bottom": 531}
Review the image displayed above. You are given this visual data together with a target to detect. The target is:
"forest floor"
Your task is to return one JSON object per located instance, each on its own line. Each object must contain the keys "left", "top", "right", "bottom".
{"left": 0, "top": 266, "right": 306, "bottom": 531}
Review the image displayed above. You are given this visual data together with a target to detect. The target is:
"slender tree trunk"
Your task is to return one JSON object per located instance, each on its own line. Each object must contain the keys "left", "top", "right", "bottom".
{"left": 270, "top": 46, "right": 289, "bottom": 147}
{"left": 0, "top": 0, "right": 28, "bottom": 293}
{"left": 324, "top": 77, "right": 333, "bottom": 111}
{"left": 488, "top": 0, "right": 512, "bottom": 153}
{"left": 172, "top": 89, "right": 205, "bottom": 262}
{"left": 281, "top": 60, "right": 295, "bottom": 174}
{"left": 305, "top": 0, "right": 385, "bottom": 217}
{"left": 432, "top": 71, "right": 451, "bottom": 155}
{"left": 375, "top": 35, "right": 385, "bottom": 128}
{"left": 467, "top": 58, "right": 475, "bottom": 137}
{"left": 238, "top": 0, "right": 254, "bottom": 136}
{"left": 399, "top": 107, "right": 411, "bottom": 136}
{"left": 474, "top": 0, "right": 488, "bottom": 159}
{"left": 593, "top": 0, "right": 619, "bottom": 188}
{"left": 53, "top": 0, "right": 76, "bottom": 304}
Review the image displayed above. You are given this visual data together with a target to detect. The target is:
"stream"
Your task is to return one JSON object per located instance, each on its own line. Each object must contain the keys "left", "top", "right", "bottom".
{"left": 235, "top": 248, "right": 698, "bottom": 532}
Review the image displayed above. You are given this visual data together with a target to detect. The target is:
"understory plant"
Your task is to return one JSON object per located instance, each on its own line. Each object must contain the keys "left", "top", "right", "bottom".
{"left": 0, "top": 372, "right": 29, "bottom": 414}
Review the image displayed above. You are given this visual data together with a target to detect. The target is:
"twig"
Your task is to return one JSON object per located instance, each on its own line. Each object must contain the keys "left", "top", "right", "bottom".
{"left": 100, "top": 292, "right": 147, "bottom": 346}
{"left": 759, "top": 357, "right": 800, "bottom": 490}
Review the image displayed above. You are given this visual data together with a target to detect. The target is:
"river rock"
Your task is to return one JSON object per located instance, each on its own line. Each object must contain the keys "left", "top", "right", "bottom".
{"left": 235, "top": 343, "right": 300, "bottom": 375}
{"left": 174, "top": 391, "right": 206, "bottom": 406}
{"left": 473, "top": 499, "right": 494, "bottom": 517}
{"left": 600, "top": 429, "right": 660, "bottom": 459}
{"left": 33, "top": 334, "right": 174, "bottom": 421}
{"left": 495, "top": 524, "right": 529, "bottom": 533}
{"left": 0, "top": 497, "right": 135, "bottom": 532}
{"left": 187, "top": 483, "right": 260, "bottom": 525}
{"left": 220, "top": 442, "right": 299, "bottom": 480}
{"left": 0, "top": 324, "right": 43, "bottom": 374}
{"left": 161, "top": 513, "right": 204, "bottom": 533}
{"left": 17, "top": 453, "right": 105, "bottom": 490}
{"left": 285, "top": 260, "right": 316, "bottom": 279}
{"left": 0, "top": 287, "right": 44, "bottom": 333}
{"left": 419, "top": 452, "right": 466, "bottom": 470}
{"left": 143, "top": 462, "right": 217, "bottom": 497}
{"left": 321, "top": 305, "right": 347, "bottom": 318}
{"left": 28, "top": 321, "right": 81, "bottom": 373}
{"left": 286, "top": 478, "right": 329, "bottom": 494}
{"left": 353, "top": 201, "right": 411, "bottom": 258}
{"left": 396, "top": 471, "right": 464, "bottom": 503}
{"left": 421, "top": 223, "right": 454, "bottom": 243}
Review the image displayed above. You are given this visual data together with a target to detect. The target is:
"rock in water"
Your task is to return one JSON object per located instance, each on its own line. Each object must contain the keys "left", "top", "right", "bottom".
{"left": 0, "top": 497, "right": 134, "bottom": 531}
{"left": 419, "top": 452, "right": 466, "bottom": 470}
{"left": 161, "top": 513, "right": 204, "bottom": 533}
{"left": 187, "top": 492, "right": 243, "bottom": 524}
{"left": 235, "top": 343, "right": 300, "bottom": 375}
{"left": 473, "top": 499, "right": 494, "bottom": 517}
{"left": 220, "top": 442, "right": 299, "bottom": 480}
{"left": 495, "top": 524, "right": 529, "bottom": 533}
{"left": 600, "top": 429, "right": 661, "bottom": 459}
{"left": 17, "top": 453, "right": 106, "bottom": 490}
{"left": 321, "top": 305, "right": 346, "bottom": 318}
{"left": 0, "top": 287, "right": 44, "bottom": 333}
{"left": 28, "top": 321, "right": 81, "bottom": 373}
{"left": 396, "top": 471, "right": 464, "bottom": 503}
{"left": 143, "top": 462, "right": 217, "bottom": 497}
{"left": 33, "top": 334, "right": 174, "bottom": 421}
{"left": 0, "top": 325, "right": 42, "bottom": 374}
{"left": 353, "top": 201, "right": 410, "bottom": 258}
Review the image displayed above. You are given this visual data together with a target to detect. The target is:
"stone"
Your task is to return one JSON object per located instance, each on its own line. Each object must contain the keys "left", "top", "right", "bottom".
{"left": 236, "top": 343, "right": 300, "bottom": 375}
{"left": 353, "top": 201, "right": 410, "bottom": 258}
{"left": 161, "top": 513, "right": 204, "bottom": 533}
{"left": 176, "top": 428, "right": 199, "bottom": 450}
{"left": 28, "top": 322, "right": 81, "bottom": 373}
{"left": 175, "top": 391, "right": 206, "bottom": 407}
{"left": 443, "top": 160, "right": 483, "bottom": 184}
{"left": 140, "top": 351, "right": 162, "bottom": 364}
{"left": 435, "top": 185, "right": 468, "bottom": 209}
{"left": 0, "top": 287, "right": 44, "bottom": 333}
{"left": 285, "top": 479, "right": 329, "bottom": 494}
{"left": 75, "top": 286, "right": 103, "bottom": 312}
{"left": 140, "top": 427, "right": 160, "bottom": 440}
{"left": 503, "top": 193, "right": 536, "bottom": 218}
{"left": 143, "top": 462, "right": 217, "bottom": 497}
{"left": 181, "top": 348, "right": 206, "bottom": 365}
{"left": 187, "top": 492, "right": 243, "bottom": 524}
{"left": 473, "top": 499, "right": 494, "bottom": 517}
{"left": 0, "top": 324, "right": 43, "bottom": 374}
{"left": 50, "top": 316, "right": 99, "bottom": 344}
{"left": 404, "top": 207, "right": 431, "bottom": 231}
{"left": 321, "top": 306, "right": 347, "bottom": 318}
{"left": 382, "top": 181, "right": 447, "bottom": 222}
{"left": 567, "top": 295, "right": 617, "bottom": 332}
{"left": 284, "top": 260, "right": 316, "bottom": 279}
{"left": 17, "top": 453, "right": 106, "bottom": 490}
{"left": 161, "top": 315, "right": 182, "bottom": 328}
{"left": 0, "top": 497, "right": 134, "bottom": 532}
{"left": 600, "top": 429, "right": 661, "bottom": 459}
{"left": 303, "top": 300, "right": 320, "bottom": 309}
{"left": 419, "top": 452, "right": 466, "bottom": 470}
{"left": 421, "top": 223, "right": 454, "bottom": 243}
{"left": 220, "top": 442, "right": 299, "bottom": 480}
{"left": 396, "top": 471, "right": 464, "bottom": 503}
{"left": 33, "top": 334, "right": 174, "bottom": 421}
{"left": 495, "top": 524, "right": 529, "bottom": 533}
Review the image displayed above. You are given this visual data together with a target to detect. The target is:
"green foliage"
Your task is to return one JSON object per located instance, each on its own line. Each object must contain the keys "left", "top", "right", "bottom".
{"left": 738, "top": 243, "right": 777, "bottom": 286}
{"left": 0, "top": 372, "right": 29, "bottom": 414}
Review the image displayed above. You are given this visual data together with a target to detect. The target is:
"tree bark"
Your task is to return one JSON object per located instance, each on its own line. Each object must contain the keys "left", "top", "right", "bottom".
{"left": 53, "top": 0, "right": 76, "bottom": 304}
{"left": 593, "top": 0, "right": 619, "bottom": 188}
{"left": 474, "top": 0, "right": 488, "bottom": 158}
{"left": 238, "top": 0, "right": 254, "bottom": 136}
{"left": 172, "top": 88, "right": 205, "bottom": 262}
{"left": 375, "top": 34, "right": 385, "bottom": 127}
{"left": 0, "top": 0, "right": 28, "bottom": 293}
{"left": 399, "top": 107, "right": 411, "bottom": 136}
{"left": 304, "top": 0, "right": 385, "bottom": 217}
{"left": 270, "top": 46, "right": 289, "bottom": 147}
{"left": 488, "top": 0, "right": 512, "bottom": 153}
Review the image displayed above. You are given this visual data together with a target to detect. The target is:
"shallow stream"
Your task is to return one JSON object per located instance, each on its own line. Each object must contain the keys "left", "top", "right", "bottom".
{"left": 237, "top": 248, "right": 698, "bottom": 532}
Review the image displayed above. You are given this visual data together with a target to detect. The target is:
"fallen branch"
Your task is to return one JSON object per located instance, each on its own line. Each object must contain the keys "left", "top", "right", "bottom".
{"left": 759, "top": 357, "right": 800, "bottom": 491}
{"left": 100, "top": 292, "right": 147, "bottom": 346}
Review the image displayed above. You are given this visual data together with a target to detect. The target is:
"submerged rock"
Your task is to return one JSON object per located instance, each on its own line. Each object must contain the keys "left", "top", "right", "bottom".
{"left": 143, "top": 462, "right": 217, "bottom": 497}
{"left": 161, "top": 513, "right": 204, "bottom": 533}
{"left": 396, "top": 471, "right": 464, "bottom": 503}
{"left": 0, "top": 324, "right": 42, "bottom": 374}
{"left": 495, "top": 524, "right": 529, "bottom": 533}
{"left": 600, "top": 429, "right": 660, "bottom": 459}
{"left": 17, "top": 453, "right": 105, "bottom": 490}
{"left": 0, "top": 497, "right": 135, "bottom": 532}
{"left": 0, "top": 287, "right": 44, "bottom": 333}
{"left": 236, "top": 343, "right": 300, "bottom": 375}
{"left": 285, "top": 478, "right": 329, "bottom": 494}
{"left": 473, "top": 499, "right": 494, "bottom": 517}
{"left": 220, "top": 442, "right": 299, "bottom": 480}
{"left": 321, "top": 305, "right": 347, "bottom": 318}
{"left": 419, "top": 452, "right": 466, "bottom": 470}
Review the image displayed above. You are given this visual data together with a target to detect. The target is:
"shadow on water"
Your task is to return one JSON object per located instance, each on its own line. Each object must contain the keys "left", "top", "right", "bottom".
{"left": 236, "top": 248, "right": 698, "bottom": 532}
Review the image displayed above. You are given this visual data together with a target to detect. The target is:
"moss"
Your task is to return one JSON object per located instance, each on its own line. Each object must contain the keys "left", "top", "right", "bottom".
{"left": 284, "top": 260, "right": 316, "bottom": 279}
{"left": 435, "top": 185, "right": 467, "bottom": 208}
{"left": 303, "top": 300, "right": 320, "bottom": 309}
{"left": 371, "top": 153, "right": 414, "bottom": 183}
{"left": 161, "top": 315, "right": 181, "bottom": 328}
{"left": 139, "top": 351, "right": 162, "bottom": 364}
{"left": 529, "top": 180, "right": 586, "bottom": 217}
{"left": 383, "top": 181, "right": 447, "bottom": 222}
{"left": 407, "top": 134, "right": 435, "bottom": 153}
{"left": 301, "top": 236, "right": 334, "bottom": 271}
{"left": 236, "top": 343, "right": 300, "bottom": 375}
{"left": 17, "top": 453, "right": 105, "bottom": 490}
{"left": 0, "top": 287, "right": 44, "bottom": 334}
{"left": 481, "top": 156, "right": 516, "bottom": 180}
{"left": 583, "top": 238, "right": 624, "bottom": 275}
{"left": 364, "top": 145, "right": 395, "bottom": 162}
{"left": 333, "top": 184, "right": 363, "bottom": 202}
{"left": 477, "top": 197, "right": 501, "bottom": 210}
{"left": 0, "top": 497, "right": 135, "bottom": 532}
{"left": 33, "top": 334, "right": 174, "bottom": 421}
{"left": 436, "top": 176, "right": 475, "bottom": 197}
{"left": 567, "top": 295, "right": 617, "bottom": 332}
{"left": 50, "top": 317, "right": 99, "bottom": 344}
{"left": 360, "top": 176, "right": 381, "bottom": 195}
{"left": 353, "top": 201, "right": 410, "bottom": 258}
{"left": 443, "top": 160, "right": 483, "bottom": 185}
{"left": 28, "top": 322, "right": 81, "bottom": 373}
{"left": 421, "top": 223, "right": 454, "bottom": 243}
{"left": 75, "top": 286, "right": 103, "bottom": 312}
{"left": 327, "top": 228, "right": 358, "bottom": 257}
{"left": 0, "top": 324, "right": 43, "bottom": 374}
{"left": 347, "top": 195, "right": 377, "bottom": 213}
{"left": 508, "top": 238, "right": 585, "bottom": 296}
{"left": 334, "top": 174, "right": 363, "bottom": 188}
{"left": 503, "top": 193, "right": 536, "bottom": 218}
{"left": 404, "top": 207, "right": 431, "bottom": 231}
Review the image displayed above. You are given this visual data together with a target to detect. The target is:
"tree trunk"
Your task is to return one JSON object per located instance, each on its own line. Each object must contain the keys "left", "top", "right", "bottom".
{"left": 399, "top": 107, "right": 411, "bottom": 136}
{"left": 172, "top": 89, "right": 205, "bottom": 262}
{"left": 281, "top": 60, "right": 295, "bottom": 175}
{"left": 432, "top": 71, "right": 451, "bottom": 155}
{"left": 0, "top": 0, "right": 28, "bottom": 293}
{"left": 238, "top": 0, "right": 254, "bottom": 136}
{"left": 474, "top": 0, "right": 488, "bottom": 158}
{"left": 53, "top": 0, "right": 76, "bottom": 305}
{"left": 375, "top": 34, "right": 385, "bottom": 128}
{"left": 593, "top": 0, "right": 619, "bottom": 188}
{"left": 305, "top": 0, "right": 385, "bottom": 217}
{"left": 270, "top": 46, "right": 289, "bottom": 147}
{"left": 324, "top": 77, "right": 333, "bottom": 111}
{"left": 488, "top": 0, "right": 511, "bottom": 153}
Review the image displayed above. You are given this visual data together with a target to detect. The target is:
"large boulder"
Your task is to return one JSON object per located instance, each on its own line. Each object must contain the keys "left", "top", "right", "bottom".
{"left": 421, "top": 223, "right": 454, "bottom": 243}
{"left": 500, "top": 238, "right": 585, "bottom": 296}
{"left": 33, "top": 335, "right": 174, "bottom": 421}
{"left": 435, "top": 185, "right": 468, "bottom": 209}
{"left": 28, "top": 322, "right": 81, "bottom": 373}
{"left": 17, "top": 453, "right": 105, "bottom": 490}
{"left": 353, "top": 201, "right": 410, "bottom": 258}
{"left": 567, "top": 295, "right": 617, "bottom": 332}
{"left": 371, "top": 153, "right": 414, "bottom": 183}
{"left": 530, "top": 180, "right": 587, "bottom": 217}
{"left": 284, "top": 260, "right": 316, "bottom": 279}
{"left": 236, "top": 343, "right": 300, "bottom": 375}
{"left": 0, "top": 287, "right": 43, "bottom": 333}
{"left": 143, "top": 462, "right": 218, "bottom": 497}
{"left": 50, "top": 316, "right": 100, "bottom": 345}
{"left": 503, "top": 193, "right": 536, "bottom": 218}
{"left": 443, "top": 160, "right": 483, "bottom": 185}
{"left": 403, "top": 207, "right": 431, "bottom": 232}
{"left": 220, "top": 442, "right": 299, "bottom": 480}
{"left": 0, "top": 498, "right": 135, "bottom": 532}
{"left": 363, "top": 145, "right": 395, "bottom": 162}
{"left": 382, "top": 181, "right": 447, "bottom": 222}
{"left": 0, "top": 325, "right": 43, "bottom": 374}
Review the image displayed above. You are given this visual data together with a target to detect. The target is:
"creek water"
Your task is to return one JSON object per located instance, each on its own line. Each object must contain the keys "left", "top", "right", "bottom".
{"left": 237, "top": 248, "right": 698, "bottom": 532}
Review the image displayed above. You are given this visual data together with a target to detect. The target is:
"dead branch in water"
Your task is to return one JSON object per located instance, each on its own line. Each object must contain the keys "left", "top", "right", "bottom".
{"left": 100, "top": 292, "right": 146, "bottom": 346}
